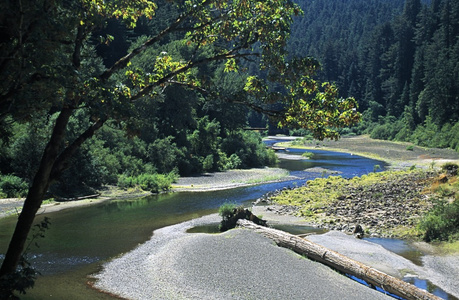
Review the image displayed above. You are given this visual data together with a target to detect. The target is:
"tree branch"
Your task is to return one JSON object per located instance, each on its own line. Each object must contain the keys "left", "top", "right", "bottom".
{"left": 130, "top": 51, "right": 257, "bottom": 101}
{"left": 50, "top": 117, "right": 107, "bottom": 182}
{"left": 166, "top": 80, "right": 284, "bottom": 119}
{"left": 72, "top": 25, "right": 86, "bottom": 69}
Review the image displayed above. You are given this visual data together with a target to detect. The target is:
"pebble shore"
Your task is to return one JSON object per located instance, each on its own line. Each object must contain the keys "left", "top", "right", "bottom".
{"left": 93, "top": 214, "right": 391, "bottom": 300}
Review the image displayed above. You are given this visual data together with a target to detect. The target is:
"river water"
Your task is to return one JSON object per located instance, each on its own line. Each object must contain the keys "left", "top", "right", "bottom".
{"left": 0, "top": 140, "right": 454, "bottom": 299}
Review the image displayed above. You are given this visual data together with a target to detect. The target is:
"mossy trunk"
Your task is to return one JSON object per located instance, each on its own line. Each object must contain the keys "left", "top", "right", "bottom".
{"left": 220, "top": 207, "right": 267, "bottom": 231}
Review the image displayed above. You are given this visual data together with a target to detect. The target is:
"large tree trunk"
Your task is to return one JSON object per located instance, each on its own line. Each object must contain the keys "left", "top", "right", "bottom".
{"left": 237, "top": 219, "right": 442, "bottom": 300}
{"left": 0, "top": 107, "right": 73, "bottom": 277}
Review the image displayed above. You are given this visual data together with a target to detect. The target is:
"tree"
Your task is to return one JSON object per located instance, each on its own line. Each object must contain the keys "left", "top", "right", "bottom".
{"left": 0, "top": 0, "right": 360, "bottom": 294}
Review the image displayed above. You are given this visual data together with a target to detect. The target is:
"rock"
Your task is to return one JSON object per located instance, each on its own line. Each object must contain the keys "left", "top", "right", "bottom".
{"left": 353, "top": 224, "right": 364, "bottom": 239}
{"left": 436, "top": 173, "right": 448, "bottom": 184}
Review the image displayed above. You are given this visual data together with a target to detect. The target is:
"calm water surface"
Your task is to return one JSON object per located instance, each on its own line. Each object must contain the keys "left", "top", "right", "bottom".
{"left": 0, "top": 143, "right": 453, "bottom": 299}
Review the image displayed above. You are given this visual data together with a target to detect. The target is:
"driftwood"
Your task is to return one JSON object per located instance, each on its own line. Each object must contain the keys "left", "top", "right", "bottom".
{"left": 237, "top": 219, "right": 442, "bottom": 300}
{"left": 220, "top": 208, "right": 267, "bottom": 232}
{"left": 56, "top": 194, "right": 100, "bottom": 202}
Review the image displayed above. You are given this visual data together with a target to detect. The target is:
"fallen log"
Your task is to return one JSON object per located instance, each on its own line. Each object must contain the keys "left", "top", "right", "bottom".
{"left": 237, "top": 219, "right": 442, "bottom": 300}
{"left": 56, "top": 194, "right": 100, "bottom": 202}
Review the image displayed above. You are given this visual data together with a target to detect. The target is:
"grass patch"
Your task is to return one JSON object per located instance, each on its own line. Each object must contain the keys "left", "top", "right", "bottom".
{"left": 218, "top": 202, "right": 240, "bottom": 219}
{"left": 42, "top": 199, "right": 56, "bottom": 205}
{"left": 271, "top": 175, "right": 347, "bottom": 219}
{"left": 436, "top": 240, "right": 459, "bottom": 254}
{"left": 245, "top": 171, "right": 290, "bottom": 184}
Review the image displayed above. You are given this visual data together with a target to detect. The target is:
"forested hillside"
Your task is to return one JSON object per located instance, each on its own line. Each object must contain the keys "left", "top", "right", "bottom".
{"left": 1, "top": 0, "right": 458, "bottom": 199}
{"left": 289, "top": 0, "right": 459, "bottom": 149}
{"left": 0, "top": 0, "right": 362, "bottom": 201}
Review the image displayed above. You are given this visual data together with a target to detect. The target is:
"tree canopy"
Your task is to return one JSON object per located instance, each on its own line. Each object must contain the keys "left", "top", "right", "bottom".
{"left": 0, "top": 0, "right": 359, "bottom": 295}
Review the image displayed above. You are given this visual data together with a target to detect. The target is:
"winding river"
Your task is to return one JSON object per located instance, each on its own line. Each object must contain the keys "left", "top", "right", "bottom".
{"left": 0, "top": 140, "right": 455, "bottom": 299}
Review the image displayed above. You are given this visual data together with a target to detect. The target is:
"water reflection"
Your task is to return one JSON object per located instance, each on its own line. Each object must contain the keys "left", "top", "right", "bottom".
{"left": 404, "top": 277, "right": 458, "bottom": 300}
{"left": 277, "top": 149, "right": 385, "bottom": 177}
{"left": 365, "top": 237, "right": 424, "bottom": 266}
{"left": 0, "top": 143, "right": 425, "bottom": 299}
{"left": 0, "top": 146, "right": 387, "bottom": 274}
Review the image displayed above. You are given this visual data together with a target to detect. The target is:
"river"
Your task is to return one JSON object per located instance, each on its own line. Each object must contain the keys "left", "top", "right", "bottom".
{"left": 0, "top": 140, "right": 455, "bottom": 299}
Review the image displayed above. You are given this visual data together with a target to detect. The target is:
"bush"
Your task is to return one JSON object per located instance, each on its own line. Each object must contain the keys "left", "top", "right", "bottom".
{"left": 117, "top": 174, "right": 135, "bottom": 189}
{"left": 302, "top": 152, "right": 314, "bottom": 159}
{"left": 218, "top": 202, "right": 239, "bottom": 220}
{"left": 369, "top": 116, "right": 404, "bottom": 141}
{"left": 202, "top": 154, "right": 214, "bottom": 171}
{"left": 220, "top": 130, "right": 277, "bottom": 169}
{"left": 370, "top": 124, "right": 391, "bottom": 140}
{"left": 441, "top": 163, "right": 458, "bottom": 176}
{"left": 117, "top": 171, "right": 179, "bottom": 193}
{"left": 218, "top": 202, "right": 266, "bottom": 231}
{"left": 225, "top": 153, "right": 242, "bottom": 170}
{"left": 418, "top": 200, "right": 459, "bottom": 242}
{"left": 0, "top": 175, "right": 28, "bottom": 198}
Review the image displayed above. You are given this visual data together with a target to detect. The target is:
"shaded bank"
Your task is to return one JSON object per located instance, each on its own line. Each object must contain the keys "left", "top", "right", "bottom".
{"left": 0, "top": 168, "right": 293, "bottom": 219}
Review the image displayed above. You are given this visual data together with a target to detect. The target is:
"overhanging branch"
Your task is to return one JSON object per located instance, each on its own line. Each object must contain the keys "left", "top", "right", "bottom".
{"left": 166, "top": 80, "right": 284, "bottom": 119}
{"left": 130, "top": 51, "right": 257, "bottom": 102}
{"left": 99, "top": 0, "right": 214, "bottom": 82}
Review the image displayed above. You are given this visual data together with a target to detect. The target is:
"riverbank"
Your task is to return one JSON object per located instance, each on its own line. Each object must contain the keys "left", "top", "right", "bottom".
{"left": 259, "top": 169, "right": 438, "bottom": 239}
{"left": 0, "top": 187, "right": 151, "bottom": 219}
{"left": 275, "top": 134, "right": 459, "bottom": 169}
{"left": 259, "top": 135, "right": 459, "bottom": 241}
{"left": 94, "top": 211, "right": 459, "bottom": 299}
{"left": 3, "top": 135, "right": 458, "bottom": 219}
{"left": 0, "top": 168, "right": 294, "bottom": 219}
{"left": 250, "top": 205, "right": 459, "bottom": 298}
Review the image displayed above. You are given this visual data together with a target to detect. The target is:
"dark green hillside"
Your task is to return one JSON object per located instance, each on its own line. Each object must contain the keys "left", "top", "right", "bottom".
{"left": 289, "top": 0, "right": 404, "bottom": 101}
{"left": 289, "top": 0, "right": 459, "bottom": 151}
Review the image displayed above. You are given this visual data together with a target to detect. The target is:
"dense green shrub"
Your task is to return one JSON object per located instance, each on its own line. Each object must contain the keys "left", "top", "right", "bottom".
{"left": 224, "top": 153, "right": 243, "bottom": 170}
{"left": 370, "top": 124, "right": 392, "bottom": 140}
{"left": 369, "top": 116, "right": 403, "bottom": 140}
{"left": 1, "top": 106, "right": 278, "bottom": 197}
{"left": 0, "top": 175, "right": 29, "bottom": 198}
{"left": 117, "top": 175, "right": 135, "bottom": 190}
{"left": 147, "top": 136, "right": 184, "bottom": 174}
{"left": 302, "top": 152, "right": 314, "bottom": 159}
{"left": 289, "top": 128, "right": 313, "bottom": 137}
{"left": 117, "top": 171, "right": 178, "bottom": 193}
{"left": 404, "top": 119, "right": 459, "bottom": 151}
{"left": 365, "top": 115, "right": 459, "bottom": 153}
{"left": 220, "top": 131, "right": 277, "bottom": 169}
{"left": 418, "top": 200, "right": 459, "bottom": 242}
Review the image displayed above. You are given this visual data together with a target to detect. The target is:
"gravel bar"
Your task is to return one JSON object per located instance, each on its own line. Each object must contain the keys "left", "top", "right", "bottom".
{"left": 172, "top": 168, "right": 296, "bottom": 192}
{"left": 93, "top": 215, "right": 390, "bottom": 300}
